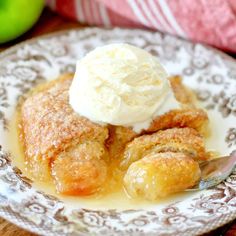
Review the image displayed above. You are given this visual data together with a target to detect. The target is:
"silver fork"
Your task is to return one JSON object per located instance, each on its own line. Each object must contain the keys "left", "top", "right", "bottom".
{"left": 186, "top": 151, "right": 236, "bottom": 191}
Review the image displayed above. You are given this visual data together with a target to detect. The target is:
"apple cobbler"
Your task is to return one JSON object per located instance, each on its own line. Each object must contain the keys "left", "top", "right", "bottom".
{"left": 18, "top": 73, "right": 210, "bottom": 200}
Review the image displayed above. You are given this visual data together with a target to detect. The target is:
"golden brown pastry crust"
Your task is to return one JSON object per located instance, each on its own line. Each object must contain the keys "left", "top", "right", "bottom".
{"left": 146, "top": 108, "right": 209, "bottom": 135}
{"left": 121, "top": 127, "right": 207, "bottom": 170}
{"left": 21, "top": 74, "right": 108, "bottom": 160}
{"left": 124, "top": 152, "right": 201, "bottom": 199}
{"left": 51, "top": 141, "right": 108, "bottom": 195}
{"left": 20, "top": 74, "right": 109, "bottom": 195}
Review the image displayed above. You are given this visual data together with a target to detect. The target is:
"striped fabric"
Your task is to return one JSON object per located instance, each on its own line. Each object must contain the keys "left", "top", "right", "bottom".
{"left": 46, "top": 0, "right": 236, "bottom": 52}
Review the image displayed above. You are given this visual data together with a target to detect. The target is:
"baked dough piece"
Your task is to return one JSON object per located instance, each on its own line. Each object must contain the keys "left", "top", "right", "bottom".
{"left": 121, "top": 127, "right": 208, "bottom": 170}
{"left": 124, "top": 152, "right": 201, "bottom": 200}
{"left": 146, "top": 108, "right": 209, "bottom": 135}
{"left": 122, "top": 127, "right": 206, "bottom": 200}
{"left": 107, "top": 76, "right": 209, "bottom": 160}
{"left": 20, "top": 74, "right": 108, "bottom": 195}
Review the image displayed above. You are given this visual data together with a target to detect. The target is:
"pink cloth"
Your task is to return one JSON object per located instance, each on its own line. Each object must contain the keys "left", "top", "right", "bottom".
{"left": 47, "top": 0, "right": 236, "bottom": 53}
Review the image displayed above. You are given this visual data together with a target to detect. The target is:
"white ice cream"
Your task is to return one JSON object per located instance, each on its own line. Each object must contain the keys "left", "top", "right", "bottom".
{"left": 69, "top": 43, "right": 179, "bottom": 132}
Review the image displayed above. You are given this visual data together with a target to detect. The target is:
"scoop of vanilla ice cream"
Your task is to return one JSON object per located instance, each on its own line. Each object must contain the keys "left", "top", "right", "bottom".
{"left": 69, "top": 43, "right": 174, "bottom": 130}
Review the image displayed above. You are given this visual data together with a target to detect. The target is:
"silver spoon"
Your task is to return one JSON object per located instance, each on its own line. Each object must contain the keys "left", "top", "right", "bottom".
{"left": 186, "top": 151, "right": 236, "bottom": 191}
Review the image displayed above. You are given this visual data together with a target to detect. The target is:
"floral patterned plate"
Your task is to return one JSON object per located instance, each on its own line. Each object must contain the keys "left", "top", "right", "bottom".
{"left": 0, "top": 28, "right": 236, "bottom": 236}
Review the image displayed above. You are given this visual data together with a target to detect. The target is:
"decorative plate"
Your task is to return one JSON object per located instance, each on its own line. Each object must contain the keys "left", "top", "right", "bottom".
{"left": 0, "top": 28, "right": 236, "bottom": 236}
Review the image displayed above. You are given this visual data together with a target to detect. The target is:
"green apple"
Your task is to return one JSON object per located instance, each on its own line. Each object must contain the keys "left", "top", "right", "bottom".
{"left": 0, "top": 0, "right": 44, "bottom": 43}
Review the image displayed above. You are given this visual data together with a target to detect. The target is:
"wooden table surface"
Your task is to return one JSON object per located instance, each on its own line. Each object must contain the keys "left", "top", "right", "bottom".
{"left": 0, "top": 7, "right": 236, "bottom": 236}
